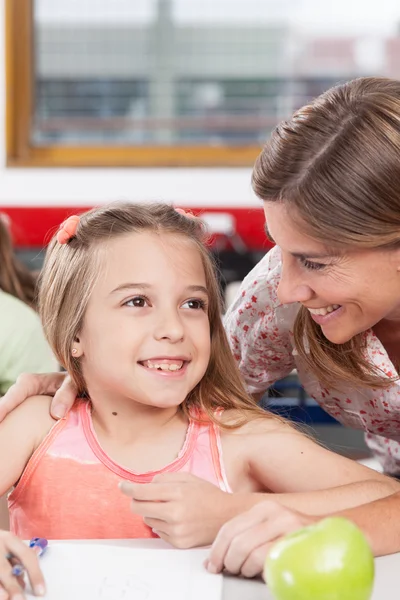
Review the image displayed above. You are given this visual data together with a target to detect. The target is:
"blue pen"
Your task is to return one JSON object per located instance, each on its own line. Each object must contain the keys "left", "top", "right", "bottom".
{"left": 9, "top": 538, "right": 48, "bottom": 577}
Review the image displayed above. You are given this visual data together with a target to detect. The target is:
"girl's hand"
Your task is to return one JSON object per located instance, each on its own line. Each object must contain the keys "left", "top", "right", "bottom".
{"left": 0, "top": 372, "right": 76, "bottom": 422}
{"left": 0, "top": 530, "right": 45, "bottom": 598}
{"left": 120, "top": 473, "right": 237, "bottom": 548}
{"left": 206, "top": 501, "right": 317, "bottom": 578}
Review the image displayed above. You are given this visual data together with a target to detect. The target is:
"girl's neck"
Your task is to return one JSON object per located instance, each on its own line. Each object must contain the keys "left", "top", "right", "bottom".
{"left": 84, "top": 389, "right": 190, "bottom": 474}
{"left": 86, "top": 388, "right": 186, "bottom": 444}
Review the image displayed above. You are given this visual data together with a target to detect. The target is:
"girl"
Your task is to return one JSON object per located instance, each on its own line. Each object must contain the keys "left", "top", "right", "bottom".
{"left": 0, "top": 202, "right": 398, "bottom": 598}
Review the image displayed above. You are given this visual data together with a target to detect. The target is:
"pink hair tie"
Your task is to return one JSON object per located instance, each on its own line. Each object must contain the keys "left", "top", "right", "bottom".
{"left": 57, "top": 215, "right": 80, "bottom": 244}
{"left": 175, "top": 208, "right": 198, "bottom": 220}
{"left": 0, "top": 213, "right": 10, "bottom": 227}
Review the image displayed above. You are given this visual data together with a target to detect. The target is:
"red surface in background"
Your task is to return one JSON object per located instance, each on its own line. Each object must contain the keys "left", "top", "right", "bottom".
{"left": 2, "top": 206, "right": 273, "bottom": 251}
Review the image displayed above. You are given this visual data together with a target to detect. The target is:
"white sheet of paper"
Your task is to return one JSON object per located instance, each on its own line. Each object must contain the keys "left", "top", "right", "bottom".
{"left": 26, "top": 543, "right": 223, "bottom": 600}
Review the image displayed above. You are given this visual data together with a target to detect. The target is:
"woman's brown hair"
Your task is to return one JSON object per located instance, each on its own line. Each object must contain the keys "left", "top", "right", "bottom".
{"left": 0, "top": 215, "right": 37, "bottom": 307}
{"left": 39, "top": 202, "right": 272, "bottom": 427}
{"left": 252, "top": 77, "right": 400, "bottom": 390}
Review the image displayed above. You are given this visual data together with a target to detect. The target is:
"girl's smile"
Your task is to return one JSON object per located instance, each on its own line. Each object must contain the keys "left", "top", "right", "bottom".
{"left": 138, "top": 356, "right": 191, "bottom": 377}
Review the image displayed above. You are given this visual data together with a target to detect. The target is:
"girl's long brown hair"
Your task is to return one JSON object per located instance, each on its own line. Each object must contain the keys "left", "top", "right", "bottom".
{"left": 0, "top": 215, "right": 37, "bottom": 307}
{"left": 39, "top": 202, "right": 274, "bottom": 428}
{"left": 252, "top": 77, "right": 400, "bottom": 390}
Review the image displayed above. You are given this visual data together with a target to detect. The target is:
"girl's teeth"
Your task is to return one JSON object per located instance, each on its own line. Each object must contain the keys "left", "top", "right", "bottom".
{"left": 144, "top": 361, "right": 183, "bottom": 371}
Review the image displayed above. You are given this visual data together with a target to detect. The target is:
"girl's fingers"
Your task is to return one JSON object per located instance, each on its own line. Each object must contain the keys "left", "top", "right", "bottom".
{"left": 143, "top": 517, "right": 170, "bottom": 536}
{"left": 151, "top": 472, "right": 200, "bottom": 484}
{"left": 119, "top": 481, "right": 176, "bottom": 502}
{"left": 129, "top": 500, "right": 170, "bottom": 521}
{"left": 16, "top": 577, "right": 25, "bottom": 592}
{"left": 0, "top": 554, "right": 24, "bottom": 599}
{"left": 0, "top": 585, "right": 9, "bottom": 599}
{"left": 143, "top": 517, "right": 168, "bottom": 530}
{"left": 7, "top": 557, "right": 25, "bottom": 591}
{"left": 2, "top": 537, "right": 45, "bottom": 597}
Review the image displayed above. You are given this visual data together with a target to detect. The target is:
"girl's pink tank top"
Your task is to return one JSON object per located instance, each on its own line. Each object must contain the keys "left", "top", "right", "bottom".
{"left": 8, "top": 401, "right": 231, "bottom": 539}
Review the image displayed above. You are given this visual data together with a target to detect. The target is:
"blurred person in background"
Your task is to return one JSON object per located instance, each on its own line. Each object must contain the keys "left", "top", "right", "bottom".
{"left": 0, "top": 214, "right": 57, "bottom": 396}
{"left": 0, "top": 214, "right": 57, "bottom": 529}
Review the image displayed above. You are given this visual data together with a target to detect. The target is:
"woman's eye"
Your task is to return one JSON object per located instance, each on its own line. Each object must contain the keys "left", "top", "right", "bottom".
{"left": 124, "top": 296, "right": 148, "bottom": 308}
{"left": 300, "top": 258, "right": 327, "bottom": 271}
{"left": 182, "top": 298, "right": 207, "bottom": 310}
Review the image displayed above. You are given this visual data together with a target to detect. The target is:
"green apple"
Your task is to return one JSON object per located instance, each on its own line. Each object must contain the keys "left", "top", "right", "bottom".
{"left": 264, "top": 516, "right": 374, "bottom": 600}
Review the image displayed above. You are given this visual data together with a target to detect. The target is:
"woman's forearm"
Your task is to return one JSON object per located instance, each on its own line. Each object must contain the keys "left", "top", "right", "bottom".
{"left": 229, "top": 479, "right": 400, "bottom": 519}
{"left": 335, "top": 491, "right": 400, "bottom": 556}
{"left": 269, "top": 479, "right": 400, "bottom": 515}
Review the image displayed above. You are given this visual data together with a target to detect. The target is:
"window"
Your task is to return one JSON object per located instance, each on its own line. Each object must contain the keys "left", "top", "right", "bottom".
{"left": 7, "top": 0, "right": 270, "bottom": 166}
{"left": 8, "top": 0, "right": 398, "bottom": 167}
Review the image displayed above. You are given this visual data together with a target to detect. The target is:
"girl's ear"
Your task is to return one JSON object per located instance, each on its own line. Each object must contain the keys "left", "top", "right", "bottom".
{"left": 71, "top": 335, "right": 84, "bottom": 358}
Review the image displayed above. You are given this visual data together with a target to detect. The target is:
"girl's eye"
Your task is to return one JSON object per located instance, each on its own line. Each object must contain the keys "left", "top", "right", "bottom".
{"left": 182, "top": 298, "right": 207, "bottom": 310}
{"left": 299, "top": 258, "right": 327, "bottom": 271}
{"left": 124, "top": 296, "right": 149, "bottom": 308}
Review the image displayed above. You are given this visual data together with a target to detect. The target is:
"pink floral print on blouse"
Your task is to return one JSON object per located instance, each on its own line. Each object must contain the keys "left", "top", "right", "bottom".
{"left": 224, "top": 245, "right": 400, "bottom": 475}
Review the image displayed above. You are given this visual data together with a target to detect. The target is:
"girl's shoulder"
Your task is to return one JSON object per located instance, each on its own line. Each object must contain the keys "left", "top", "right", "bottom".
{"left": 0, "top": 396, "right": 57, "bottom": 492}
{"left": 217, "top": 407, "right": 299, "bottom": 439}
{"left": 216, "top": 408, "right": 309, "bottom": 491}
{"left": 2, "top": 395, "right": 57, "bottom": 450}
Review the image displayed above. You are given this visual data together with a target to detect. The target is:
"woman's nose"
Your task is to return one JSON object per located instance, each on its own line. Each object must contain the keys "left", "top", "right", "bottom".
{"left": 277, "top": 261, "right": 314, "bottom": 305}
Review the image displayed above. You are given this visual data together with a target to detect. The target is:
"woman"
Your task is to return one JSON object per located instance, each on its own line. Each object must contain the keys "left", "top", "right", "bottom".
{"left": 2, "top": 76, "right": 400, "bottom": 567}
{"left": 224, "top": 76, "right": 400, "bottom": 476}
{"left": 206, "top": 75, "right": 400, "bottom": 574}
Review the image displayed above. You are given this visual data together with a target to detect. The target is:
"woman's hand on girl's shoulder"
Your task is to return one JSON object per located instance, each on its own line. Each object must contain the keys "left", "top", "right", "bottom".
{"left": 0, "top": 372, "right": 76, "bottom": 422}
{"left": 0, "top": 530, "right": 46, "bottom": 598}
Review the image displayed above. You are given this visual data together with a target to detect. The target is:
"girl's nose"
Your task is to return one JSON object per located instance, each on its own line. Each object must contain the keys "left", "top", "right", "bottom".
{"left": 153, "top": 310, "right": 185, "bottom": 343}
